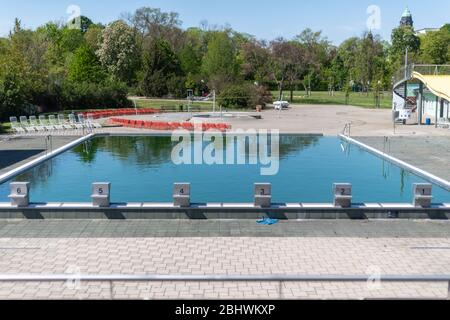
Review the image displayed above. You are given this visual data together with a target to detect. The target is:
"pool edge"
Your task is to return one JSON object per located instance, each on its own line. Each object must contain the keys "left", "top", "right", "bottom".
{"left": 339, "top": 134, "right": 450, "bottom": 192}
{"left": 0, "top": 134, "right": 95, "bottom": 185}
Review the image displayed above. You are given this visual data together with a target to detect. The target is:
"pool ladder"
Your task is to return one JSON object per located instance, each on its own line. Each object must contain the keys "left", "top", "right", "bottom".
{"left": 342, "top": 122, "right": 351, "bottom": 137}
{"left": 45, "top": 135, "right": 53, "bottom": 156}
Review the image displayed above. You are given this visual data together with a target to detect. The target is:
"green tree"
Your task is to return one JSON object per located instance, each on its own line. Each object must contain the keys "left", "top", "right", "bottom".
{"left": 333, "top": 33, "right": 390, "bottom": 93}
{"left": 354, "top": 32, "right": 385, "bottom": 93}
{"left": 179, "top": 42, "right": 202, "bottom": 75}
{"left": 139, "top": 39, "right": 182, "bottom": 97}
{"left": 79, "top": 16, "right": 94, "bottom": 34}
{"left": 0, "top": 40, "right": 29, "bottom": 119}
{"left": 84, "top": 24, "right": 104, "bottom": 51}
{"left": 96, "top": 20, "right": 138, "bottom": 84}
{"left": 390, "top": 25, "right": 420, "bottom": 68}
{"left": 202, "top": 32, "right": 238, "bottom": 91}
{"left": 420, "top": 29, "right": 450, "bottom": 64}
{"left": 294, "top": 29, "right": 333, "bottom": 94}
{"left": 60, "top": 28, "right": 85, "bottom": 53}
{"left": 69, "top": 45, "right": 105, "bottom": 83}
{"left": 440, "top": 24, "right": 450, "bottom": 33}
{"left": 270, "top": 39, "right": 306, "bottom": 101}
{"left": 240, "top": 40, "right": 271, "bottom": 84}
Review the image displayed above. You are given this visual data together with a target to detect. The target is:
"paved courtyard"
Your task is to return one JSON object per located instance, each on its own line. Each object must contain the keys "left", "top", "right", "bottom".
{"left": 122, "top": 104, "right": 450, "bottom": 136}
{"left": 0, "top": 220, "right": 450, "bottom": 299}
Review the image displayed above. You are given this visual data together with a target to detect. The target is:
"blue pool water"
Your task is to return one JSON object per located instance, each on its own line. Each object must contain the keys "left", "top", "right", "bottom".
{"left": 0, "top": 135, "right": 449, "bottom": 203}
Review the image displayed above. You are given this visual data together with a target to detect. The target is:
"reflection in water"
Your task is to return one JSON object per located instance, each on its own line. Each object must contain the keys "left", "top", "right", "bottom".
{"left": 72, "top": 136, "right": 175, "bottom": 167}
{"left": 400, "top": 169, "right": 409, "bottom": 194}
{"left": 73, "top": 139, "right": 99, "bottom": 163}
{"left": 279, "top": 136, "right": 320, "bottom": 160}
{"left": 3, "top": 135, "right": 447, "bottom": 204}
{"left": 71, "top": 135, "right": 320, "bottom": 167}
{"left": 14, "top": 159, "right": 54, "bottom": 190}
{"left": 382, "top": 159, "right": 389, "bottom": 179}
{"left": 340, "top": 141, "right": 351, "bottom": 156}
{"left": 381, "top": 159, "right": 409, "bottom": 195}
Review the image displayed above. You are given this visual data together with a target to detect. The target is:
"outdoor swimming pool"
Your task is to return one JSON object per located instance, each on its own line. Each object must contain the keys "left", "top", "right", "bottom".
{"left": 0, "top": 135, "right": 449, "bottom": 204}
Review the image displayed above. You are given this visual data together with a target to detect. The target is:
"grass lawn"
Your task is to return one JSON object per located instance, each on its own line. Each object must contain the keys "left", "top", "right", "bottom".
{"left": 272, "top": 91, "right": 392, "bottom": 109}
{"left": 131, "top": 98, "right": 214, "bottom": 111}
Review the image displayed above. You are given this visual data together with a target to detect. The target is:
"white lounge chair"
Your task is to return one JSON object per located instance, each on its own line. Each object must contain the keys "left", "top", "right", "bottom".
{"left": 39, "top": 115, "right": 57, "bottom": 132}
{"left": 77, "top": 114, "right": 89, "bottom": 129}
{"left": 273, "top": 101, "right": 290, "bottom": 110}
{"left": 47, "top": 115, "right": 64, "bottom": 132}
{"left": 69, "top": 114, "right": 84, "bottom": 129}
{"left": 19, "top": 116, "right": 37, "bottom": 133}
{"left": 87, "top": 114, "right": 102, "bottom": 129}
{"left": 9, "top": 117, "right": 26, "bottom": 134}
{"left": 57, "top": 114, "right": 74, "bottom": 130}
{"left": 29, "top": 116, "right": 46, "bottom": 133}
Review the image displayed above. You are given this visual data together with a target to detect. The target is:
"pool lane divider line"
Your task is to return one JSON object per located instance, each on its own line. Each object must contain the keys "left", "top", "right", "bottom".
{"left": 0, "top": 133, "right": 95, "bottom": 185}
{"left": 339, "top": 134, "right": 450, "bottom": 191}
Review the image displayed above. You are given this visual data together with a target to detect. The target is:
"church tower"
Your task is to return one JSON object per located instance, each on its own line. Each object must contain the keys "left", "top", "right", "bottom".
{"left": 400, "top": 7, "right": 414, "bottom": 27}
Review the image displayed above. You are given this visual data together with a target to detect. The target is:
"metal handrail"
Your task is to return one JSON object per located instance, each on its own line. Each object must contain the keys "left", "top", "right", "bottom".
{"left": 342, "top": 122, "right": 351, "bottom": 137}
{"left": 1, "top": 274, "right": 450, "bottom": 282}
{"left": 1, "top": 274, "right": 448, "bottom": 299}
{"left": 393, "top": 64, "right": 450, "bottom": 89}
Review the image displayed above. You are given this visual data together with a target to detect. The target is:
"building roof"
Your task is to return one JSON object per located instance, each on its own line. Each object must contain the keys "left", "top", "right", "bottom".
{"left": 402, "top": 7, "right": 412, "bottom": 18}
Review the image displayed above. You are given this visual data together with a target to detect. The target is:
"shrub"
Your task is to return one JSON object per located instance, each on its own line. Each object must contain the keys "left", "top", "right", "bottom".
{"left": 218, "top": 83, "right": 272, "bottom": 109}
{"left": 61, "top": 80, "right": 131, "bottom": 110}
{"left": 0, "top": 73, "right": 28, "bottom": 121}
{"left": 166, "top": 75, "right": 187, "bottom": 99}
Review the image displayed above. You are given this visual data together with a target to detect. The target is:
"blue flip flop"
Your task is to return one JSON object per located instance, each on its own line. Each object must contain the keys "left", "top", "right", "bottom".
{"left": 257, "top": 218, "right": 279, "bottom": 225}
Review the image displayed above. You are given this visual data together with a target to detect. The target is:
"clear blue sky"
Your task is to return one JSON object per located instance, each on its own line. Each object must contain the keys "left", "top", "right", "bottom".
{"left": 1, "top": 0, "right": 449, "bottom": 44}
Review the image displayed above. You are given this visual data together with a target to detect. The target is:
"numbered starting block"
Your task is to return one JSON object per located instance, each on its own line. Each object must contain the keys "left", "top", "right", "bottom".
{"left": 333, "top": 183, "right": 352, "bottom": 208}
{"left": 174, "top": 183, "right": 191, "bottom": 207}
{"left": 91, "top": 183, "right": 111, "bottom": 207}
{"left": 413, "top": 183, "right": 433, "bottom": 208}
{"left": 9, "top": 182, "right": 30, "bottom": 207}
{"left": 254, "top": 183, "right": 271, "bottom": 208}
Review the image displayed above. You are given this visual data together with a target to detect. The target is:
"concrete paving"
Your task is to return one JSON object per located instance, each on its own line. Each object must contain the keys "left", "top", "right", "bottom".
{"left": 357, "top": 136, "right": 450, "bottom": 182}
{"left": 0, "top": 220, "right": 450, "bottom": 299}
{"left": 1, "top": 219, "right": 450, "bottom": 238}
{"left": 0, "top": 135, "right": 80, "bottom": 176}
{"left": 119, "top": 104, "right": 450, "bottom": 136}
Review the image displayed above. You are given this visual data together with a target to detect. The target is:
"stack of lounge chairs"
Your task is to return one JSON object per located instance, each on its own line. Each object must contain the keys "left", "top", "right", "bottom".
{"left": 9, "top": 114, "right": 102, "bottom": 135}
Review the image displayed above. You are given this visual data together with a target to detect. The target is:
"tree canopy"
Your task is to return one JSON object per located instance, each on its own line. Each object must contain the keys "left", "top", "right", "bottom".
{"left": 0, "top": 6, "right": 449, "bottom": 119}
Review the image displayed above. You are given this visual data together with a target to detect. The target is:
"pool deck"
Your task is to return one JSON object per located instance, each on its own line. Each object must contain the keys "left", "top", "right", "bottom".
{"left": 0, "top": 135, "right": 80, "bottom": 177}
{"left": 356, "top": 136, "right": 450, "bottom": 182}
{"left": 0, "top": 104, "right": 450, "bottom": 299}
{"left": 120, "top": 103, "right": 450, "bottom": 136}
{"left": 0, "top": 220, "right": 450, "bottom": 299}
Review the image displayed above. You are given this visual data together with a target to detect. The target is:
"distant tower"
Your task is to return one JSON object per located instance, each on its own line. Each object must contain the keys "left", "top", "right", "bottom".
{"left": 400, "top": 7, "right": 414, "bottom": 27}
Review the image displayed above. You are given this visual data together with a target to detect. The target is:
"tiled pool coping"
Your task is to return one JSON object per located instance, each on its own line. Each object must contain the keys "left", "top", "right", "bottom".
{"left": 0, "top": 202, "right": 448, "bottom": 219}
{"left": 0, "top": 133, "right": 449, "bottom": 219}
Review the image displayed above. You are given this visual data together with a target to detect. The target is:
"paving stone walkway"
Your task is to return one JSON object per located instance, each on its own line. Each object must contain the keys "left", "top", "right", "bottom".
{"left": 0, "top": 220, "right": 449, "bottom": 299}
